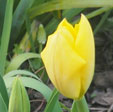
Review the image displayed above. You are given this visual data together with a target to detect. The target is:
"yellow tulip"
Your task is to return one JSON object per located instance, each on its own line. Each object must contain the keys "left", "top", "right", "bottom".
{"left": 41, "top": 14, "right": 95, "bottom": 99}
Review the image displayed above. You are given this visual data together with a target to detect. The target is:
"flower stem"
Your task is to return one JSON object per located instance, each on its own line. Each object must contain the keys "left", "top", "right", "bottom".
{"left": 60, "top": 103, "right": 71, "bottom": 112}
{"left": 71, "top": 96, "right": 89, "bottom": 112}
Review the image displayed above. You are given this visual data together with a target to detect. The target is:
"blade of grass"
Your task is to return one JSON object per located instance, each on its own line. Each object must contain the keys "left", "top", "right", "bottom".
{"left": 0, "top": 0, "right": 14, "bottom": 76}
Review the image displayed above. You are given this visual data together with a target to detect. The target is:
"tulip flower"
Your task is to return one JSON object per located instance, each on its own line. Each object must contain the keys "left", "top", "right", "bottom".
{"left": 41, "top": 14, "right": 95, "bottom": 99}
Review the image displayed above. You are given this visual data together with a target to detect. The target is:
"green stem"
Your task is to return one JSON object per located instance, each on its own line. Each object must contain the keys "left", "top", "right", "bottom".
{"left": 39, "top": 43, "right": 43, "bottom": 53}
{"left": 71, "top": 96, "right": 89, "bottom": 112}
{"left": 60, "top": 103, "right": 71, "bottom": 112}
{"left": 0, "top": 0, "right": 14, "bottom": 76}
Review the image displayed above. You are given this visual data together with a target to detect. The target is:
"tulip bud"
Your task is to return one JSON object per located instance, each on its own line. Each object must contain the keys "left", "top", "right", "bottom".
{"left": 8, "top": 77, "right": 30, "bottom": 112}
{"left": 37, "top": 24, "right": 46, "bottom": 44}
{"left": 41, "top": 14, "right": 95, "bottom": 99}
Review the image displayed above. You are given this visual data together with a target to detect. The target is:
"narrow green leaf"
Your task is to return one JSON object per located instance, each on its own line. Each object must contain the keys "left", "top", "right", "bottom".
{"left": 0, "top": 0, "right": 14, "bottom": 76}
{"left": 44, "top": 88, "right": 59, "bottom": 112}
{"left": 6, "top": 53, "right": 40, "bottom": 73}
{"left": 0, "top": 75, "right": 9, "bottom": 108}
{"left": 72, "top": 7, "right": 111, "bottom": 25}
{"left": 4, "top": 76, "right": 62, "bottom": 112}
{"left": 10, "top": 0, "right": 35, "bottom": 47}
{"left": 94, "top": 10, "right": 111, "bottom": 34}
{"left": 45, "top": 8, "right": 84, "bottom": 35}
{"left": 0, "top": 0, "right": 6, "bottom": 36}
{"left": 4, "top": 70, "right": 41, "bottom": 81}
{"left": 0, "top": 93, "right": 7, "bottom": 112}
{"left": 29, "top": 0, "right": 113, "bottom": 19}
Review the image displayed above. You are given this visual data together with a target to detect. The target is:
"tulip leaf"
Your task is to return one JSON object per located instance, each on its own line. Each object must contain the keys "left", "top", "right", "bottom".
{"left": 0, "top": 0, "right": 6, "bottom": 36}
{"left": 71, "top": 96, "right": 89, "bottom": 112}
{"left": 45, "top": 8, "right": 84, "bottom": 35}
{"left": 0, "top": 0, "right": 14, "bottom": 76}
{"left": 94, "top": 10, "right": 111, "bottom": 34}
{"left": 0, "top": 75, "right": 9, "bottom": 108}
{"left": 4, "top": 70, "right": 62, "bottom": 112}
{"left": 0, "top": 93, "right": 7, "bottom": 112}
{"left": 10, "top": 0, "right": 35, "bottom": 47}
{"left": 6, "top": 53, "right": 40, "bottom": 73}
{"left": 29, "top": 0, "right": 113, "bottom": 19}
{"left": 44, "top": 88, "right": 59, "bottom": 112}
{"left": 4, "top": 70, "right": 41, "bottom": 81}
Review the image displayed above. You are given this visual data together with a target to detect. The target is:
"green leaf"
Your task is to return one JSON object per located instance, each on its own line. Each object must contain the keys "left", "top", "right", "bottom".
{"left": 0, "top": 0, "right": 14, "bottom": 76}
{"left": 94, "top": 10, "right": 111, "bottom": 34}
{"left": 4, "top": 70, "right": 41, "bottom": 81}
{"left": 71, "top": 96, "right": 89, "bottom": 112}
{"left": 0, "top": 93, "right": 7, "bottom": 112}
{"left": 10, "top": 0, "right": 35, "bottom": 47}
{"left": 44, "top": 88, "right": 59, "bottom": 112}
{"left": 8, "top": 77, "right": 30, "bottom": 112}
{"left": 45, "top": 8, "right": 84, "bottom": 35}
{"left": 6, "top": 53, "right": 40, "bottom": 73}
{"left": 0, "top": 75, "right": 9, "bottom": 108}
{"left": 72, "top": 7, "right": 111, "bottom": 25}
{"left": 4, "top": 71, "right": 62, "bottom": 112}
{"left": 19, "top": 78, "right": 30, "bottom": 112}
{"left": 0, "top": 0, "right": 6, "bottom": 36}
{"left": 29, "top": 0, "right": 113, "bottom": 19}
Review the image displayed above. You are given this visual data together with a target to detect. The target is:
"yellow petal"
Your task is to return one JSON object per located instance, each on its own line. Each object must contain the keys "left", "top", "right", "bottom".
{"left": 41, "top": 25, "right": 86, "bottom": 99}
{"left": 75, "top": 14, "right": 95, "bottom": 96}
{"left": 57, "top": 18, "right": 78, "bottom": 40}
